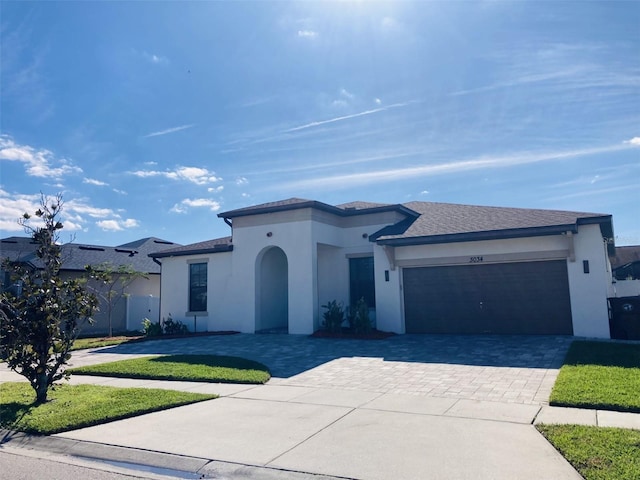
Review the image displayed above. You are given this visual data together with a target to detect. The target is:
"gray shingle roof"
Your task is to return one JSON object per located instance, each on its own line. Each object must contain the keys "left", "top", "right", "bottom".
{"left": 611, "top": 245, "right": 640, "bottom": 269}
{"left": 1, "top": 236, "right": 179, "bottom": 274}
{"left": 336, "top": 201, "right": 393, "bottom": 210}
{"left": 372, "top": 201, "right": 613, "bottom": 248}
{"left": 150, "top": 237, "right": 233, "bottom": 258}
{"left": 218, "top": 198, "right": 414, "bottom": 219}
{"left": 218, "top": 198, "right": 313, "bottom": 218}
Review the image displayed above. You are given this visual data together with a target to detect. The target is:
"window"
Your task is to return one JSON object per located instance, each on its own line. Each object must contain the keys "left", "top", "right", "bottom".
{"left": 349, "top": 256, "right": 376, "bottom": 308}
{"left": 189, "top": 263, "right": 207, "bottom": 312}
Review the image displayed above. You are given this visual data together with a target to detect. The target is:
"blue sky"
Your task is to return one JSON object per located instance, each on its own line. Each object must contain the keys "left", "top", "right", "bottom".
{"left": 1, "top": 1, "right": 638, "bottom": 247}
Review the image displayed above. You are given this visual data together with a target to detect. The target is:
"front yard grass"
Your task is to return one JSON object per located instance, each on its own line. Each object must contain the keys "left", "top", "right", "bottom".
{"left": 549, "top": 341, "right": 640, "bottom": 413}
{"left": 69, "top": 354, "right": 271, "bottom": 384}
{"left": 537, "top": 424, "right": 640, "bottom": 480}
{"left": 0, "top": 382, "right": 216, "bottom": 435}
{"left": 71, "top": 334, "right": 143, "bottom": 351}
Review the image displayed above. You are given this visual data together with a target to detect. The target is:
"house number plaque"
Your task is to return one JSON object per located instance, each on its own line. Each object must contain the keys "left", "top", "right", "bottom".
{"left": 469, "top": 256, "right": 484, "bottom": 263}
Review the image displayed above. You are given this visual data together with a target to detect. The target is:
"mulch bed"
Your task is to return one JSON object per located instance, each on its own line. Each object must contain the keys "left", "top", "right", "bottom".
{"left": 311, "top": 329, "right": 396, "bottom": 340}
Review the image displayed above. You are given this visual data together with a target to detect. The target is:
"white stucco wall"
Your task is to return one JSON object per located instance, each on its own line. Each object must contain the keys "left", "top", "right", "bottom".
{"left": 159, "top": 251, "right": 233, "bottom": 332}
{"left": 225, "top": 211, "right": 388, "bottom": 334}
{"left": 567, "top": 224, "right": 611, "bottom": 338}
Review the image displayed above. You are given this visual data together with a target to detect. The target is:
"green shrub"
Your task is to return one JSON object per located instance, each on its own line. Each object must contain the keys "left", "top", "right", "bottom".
{"left": 163, "top": 318, "right": 189, "bottom": 335}
{"left": 321, "top": 300, "right": 345, "bottom": 333}
{"left": 142, "top": 318, "right": 163, "bottom": 337}
{"left": 350, "top": 297, "right": 372, "bottom": 334}
{"left": 142, "top": 316, "right": 189, "bottom": 337}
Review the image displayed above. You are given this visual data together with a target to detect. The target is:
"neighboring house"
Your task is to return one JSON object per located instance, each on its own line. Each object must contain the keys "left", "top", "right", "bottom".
{"left": 610, "top": 245, "right": 640, "bottom": 298}
{"left": 151, "top": 198, "right": 617, "bottom": 339}
{"left": 1, "top": 236, "right": 178, "bottom": 334}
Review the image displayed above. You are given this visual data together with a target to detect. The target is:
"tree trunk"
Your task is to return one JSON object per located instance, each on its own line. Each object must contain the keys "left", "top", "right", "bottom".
{"left": 34, "top": 372, "right": 49, "bottom": 404}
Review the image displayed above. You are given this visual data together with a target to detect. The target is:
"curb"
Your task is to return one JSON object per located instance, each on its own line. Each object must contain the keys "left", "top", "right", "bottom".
{"left": 0, "top": 429, "right": 350, "bottom": 480}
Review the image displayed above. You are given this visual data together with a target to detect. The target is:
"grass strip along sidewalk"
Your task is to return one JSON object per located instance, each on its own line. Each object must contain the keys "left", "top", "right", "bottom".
{"left": 537, "top": 425, "right": 640, "bottom": 480}
{"left": 69, "top": 354, "right": 271, "bottom": 384}
{"left": 0, "top": 382, "right": 216, "bottom": 435}
{"left": 549, "top": 341, "right": 640, "bottom": 413}
{"left": 537, "top": 340, "right": 640, "bottom": 480}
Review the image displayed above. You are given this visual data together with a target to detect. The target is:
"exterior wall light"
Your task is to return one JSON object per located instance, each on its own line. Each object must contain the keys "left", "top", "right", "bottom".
{"left": 266, "top": 232, "right": 273, "bottom": 237}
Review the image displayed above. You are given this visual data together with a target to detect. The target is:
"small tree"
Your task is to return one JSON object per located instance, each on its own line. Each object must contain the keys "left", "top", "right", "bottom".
{"left": 85, "top": 262, "right": 147, "bottom": 337}
{"left": 0, "top": 194, "right": 98, "bottom": 404}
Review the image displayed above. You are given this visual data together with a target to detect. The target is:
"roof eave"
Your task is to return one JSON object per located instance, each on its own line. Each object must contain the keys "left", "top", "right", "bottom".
{"left": 375, "top": 224, "right": 579, "bottom": 247}
{"left": 218, "top": 201, "right": 419, "bottom": 220}
{"left": 149, "top": 245, "right": 233, "bottom": 259}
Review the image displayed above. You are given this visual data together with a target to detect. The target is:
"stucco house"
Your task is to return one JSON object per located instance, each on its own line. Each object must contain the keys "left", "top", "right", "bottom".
{"left": 150, "top": 198, "right": 617, "bottom": 338}
{"left": 1, "top": 236, "right": 178, "bottom": 334}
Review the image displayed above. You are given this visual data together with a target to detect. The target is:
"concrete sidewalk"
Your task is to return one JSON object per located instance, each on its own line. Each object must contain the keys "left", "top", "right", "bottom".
{"left": 5, "top": 374, "right": 639, "bottom": 479}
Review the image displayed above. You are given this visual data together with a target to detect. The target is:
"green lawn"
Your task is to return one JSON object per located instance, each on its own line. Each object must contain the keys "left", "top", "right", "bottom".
{"left": 537, "top": 424, "right": 640, "bottom": 480}
{"left": 0, "top": 382, "right": 216, "bottom": 435}
{"left": 71, "top": 334, "right": 143, "bottom": 351}
{"left": 69, "top": 354, "right": 271, "bottom": 384}
{"left": 549, "top": 341, "right": 640, "bottom": 412}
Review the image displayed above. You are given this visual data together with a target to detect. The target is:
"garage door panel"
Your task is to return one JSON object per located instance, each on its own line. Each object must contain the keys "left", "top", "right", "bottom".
{"left": 403, "top": 261, "right": 573, "bottom": 335}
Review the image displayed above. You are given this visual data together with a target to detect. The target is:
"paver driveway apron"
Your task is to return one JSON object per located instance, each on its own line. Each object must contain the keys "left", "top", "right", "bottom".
{"left": 73, "top": 334, "right": 572, "bottom": 404}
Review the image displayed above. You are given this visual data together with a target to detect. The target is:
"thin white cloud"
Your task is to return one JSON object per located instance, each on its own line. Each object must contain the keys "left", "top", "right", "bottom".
{"left": 235, "top": 177, "right": 249, "bottom": 185}
{"left": 279, "top": 142, "right": 635, "bottom": 191}
{"left": 96, "top": 218, "right": 139, "bottom": 231}
{"left": 208, "top": 186, "right": 224, "bottom": 193}
{"left": 374, "top": 98, "right": 382, "bottom": 105}
{"left": 545, "top": 184, "right": 638, "bottom": 202}
{"left": 298, "top": 30, "right": 318, "bottom": 38}
{"left": 170, "top": 198, "right": 221, "bottom": 213}
{"left": 0, "top": 135, "right": 82, "bottom": 179}
{"left": 113, "top": 188, "right": 128, "bottom": 195}
{"left": 625, "top": 136, "right": 640, "bottom": 146}
{"left": 83, "top": 177, "right": 108, "bottom": 186}
{"left": 143, "top": 124, "right": 194, "bottom": 138}
{"left": 129, "top": 166, "right": 221, "bottom": 185}
{"left": 340, "top": 88, "right": 354, "bottom": 99}
{"left": 284, "top": 101, "right": 419, "bottom": 133}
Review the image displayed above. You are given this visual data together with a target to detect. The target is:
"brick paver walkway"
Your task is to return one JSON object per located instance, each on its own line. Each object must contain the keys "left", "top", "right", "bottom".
{"left": 69, "top": 334, "right": 572, "bottom": 405}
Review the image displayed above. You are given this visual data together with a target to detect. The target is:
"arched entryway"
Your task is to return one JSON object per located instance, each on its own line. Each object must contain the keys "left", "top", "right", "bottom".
{"left": 255, "top": 246, "right": 288, "bottom": 333}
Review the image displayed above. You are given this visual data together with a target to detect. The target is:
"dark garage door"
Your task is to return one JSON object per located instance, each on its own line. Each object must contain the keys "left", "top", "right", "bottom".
{"left": 403, "top": 260, "right": 573, "bottom": 335}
